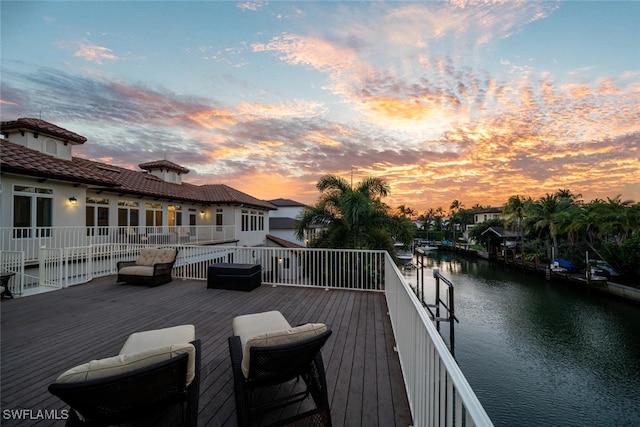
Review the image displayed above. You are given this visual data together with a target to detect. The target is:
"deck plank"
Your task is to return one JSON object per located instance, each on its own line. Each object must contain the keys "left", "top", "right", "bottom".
{"left": 0, "top": 276, "right": 412, "bottom": 427}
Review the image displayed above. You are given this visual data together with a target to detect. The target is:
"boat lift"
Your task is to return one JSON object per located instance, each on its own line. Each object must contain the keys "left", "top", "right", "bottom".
{"left": 415, "top": 249, "right": 459, "bottom": 354}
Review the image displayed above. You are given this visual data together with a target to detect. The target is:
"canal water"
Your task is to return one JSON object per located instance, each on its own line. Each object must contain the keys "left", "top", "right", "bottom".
{"left": 402, "top": 252, "right": 640, "bottom": 427}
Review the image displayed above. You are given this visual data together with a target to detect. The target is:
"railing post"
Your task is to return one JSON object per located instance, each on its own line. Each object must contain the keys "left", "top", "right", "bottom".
{"left": 433, "top": 268, "right": 440, "bottom": 327}
{"left": 39, "top": 246, "right": 46, "bottom": 287}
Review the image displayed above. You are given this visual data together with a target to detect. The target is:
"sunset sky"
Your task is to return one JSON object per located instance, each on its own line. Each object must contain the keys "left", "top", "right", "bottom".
{"left": 2, "top": 1, "right": 639, "bottom": 213}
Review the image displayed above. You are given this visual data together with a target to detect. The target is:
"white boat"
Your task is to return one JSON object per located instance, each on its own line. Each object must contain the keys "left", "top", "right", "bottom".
{"left": 416, "top": 245, "right": 438, "bottom": 252}
{"left": 397, "top": 252, "right": 413, "bottom": 263}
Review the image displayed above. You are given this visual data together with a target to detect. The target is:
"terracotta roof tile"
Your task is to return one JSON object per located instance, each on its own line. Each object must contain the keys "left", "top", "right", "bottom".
{"left": 1, "top": 118, "right": 87, "bottom": 144}
{"left": 268, "top": 198, "right": 306, "bottom": 207}
{"left": 139, "top": 160, "right": 190, "bottom": 174}
{"left": 1, "top": 140, "right": 276, "bottom": 210}
{"left": 267, "top": 235, "right": 305, "bottom": 248}
{"left": 200, "top": 184, "right": 275, "bottom": 210}
{"left": 0, "top": 140, "right": 115, "bottom": 186}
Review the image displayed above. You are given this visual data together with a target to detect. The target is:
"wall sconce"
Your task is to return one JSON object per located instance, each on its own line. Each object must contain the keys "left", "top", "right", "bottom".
{"left": 68, "top": 196, "right": 78, "bottom": 206}
{"left": 199, "top": 210, "right": 205, "bottom": 216}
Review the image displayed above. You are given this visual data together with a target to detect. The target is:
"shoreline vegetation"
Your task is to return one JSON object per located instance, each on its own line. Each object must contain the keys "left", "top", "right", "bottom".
{"left": 296, "top": 177, "right": 639, "bottom": 295}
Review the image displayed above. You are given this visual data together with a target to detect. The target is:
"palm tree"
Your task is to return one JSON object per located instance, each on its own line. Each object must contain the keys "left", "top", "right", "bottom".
{"left": 449, "top": 199, "right": 464, "bottom": 242}
{"left": 295, "top": 174, "right": 413, "bottom": 251}
{"left": 397, "top": 205, "right": 417, "bottom": 220}
{"left": 525, "top": 194, "right": 573, "bottom": 258}
{"left": 502, "top": 195, "right": 530, "bottom": 255}
{"left": 555, "top": 189, "right": 582, "bottom": 202}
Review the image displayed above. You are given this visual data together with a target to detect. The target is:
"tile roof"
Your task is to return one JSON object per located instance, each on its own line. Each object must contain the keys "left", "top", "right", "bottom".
{"left": 1, "top": 139, "right": 276, "bottom": 210}
{"left": 266, "top": 234, "right": 305, "bottom": 248}
{"left": 481, "top": 226, "right": 519, "bottom": 238}
{"left": 268, "top": 198, "right": 306, "bottom": 207}
{"left": 139, "top": 160, "right": 190, "bottom": 174}
{"left": 1, "top": 118, "right": 87, "bottom": 144}
{"left": 1, "top": 140, "right": 116, "bottom": 187}
{"left": 474, "top": 207, "right": 503, "bottom": 214}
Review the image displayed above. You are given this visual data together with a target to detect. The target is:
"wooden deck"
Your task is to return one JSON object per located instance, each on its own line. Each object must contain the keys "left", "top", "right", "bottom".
{"left": 0, "top": 276, "right": 412, "bottom": 426}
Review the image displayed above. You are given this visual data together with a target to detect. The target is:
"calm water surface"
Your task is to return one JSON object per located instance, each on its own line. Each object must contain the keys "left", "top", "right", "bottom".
{"left": 404, "top": 253, "right": 640, "bottom": 427}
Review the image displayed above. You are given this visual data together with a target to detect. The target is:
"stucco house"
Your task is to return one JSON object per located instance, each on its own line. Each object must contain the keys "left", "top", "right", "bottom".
{"left": 473, "top": 207, "right": 503, "bottom": 224}
{"left": 267, "top": 198, "right": 328, "bottom": 248}
{"left": 0, "top": 118, "right": 276, "bottom": 259}
{"left": 267, "top": 198, "right": 306, "bottom": 247}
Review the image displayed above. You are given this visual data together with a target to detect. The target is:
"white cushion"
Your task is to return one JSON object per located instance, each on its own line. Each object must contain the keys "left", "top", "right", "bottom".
{"left": 135, "top": 248, "right": 158, "bottom": 266}
{"left": 118, "top": 266, "right": 154, "bottom": 277}
{"left": 153, "top": 248, "right": 177, "bottom": 264}
{"left": 56, "top": 343, "right": 196, "bottom": 385}
{"left": 232, "top": 310, "right": 291, "bottom": 340}
{"left": 119, "top": 325, "right": 195, "bottom": 354}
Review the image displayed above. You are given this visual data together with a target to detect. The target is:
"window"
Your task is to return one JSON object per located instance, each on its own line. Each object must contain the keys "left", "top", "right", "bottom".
{"left": 117, "top": 200, "right": 139, "bottom": 227}
{"left": 168, "top": 205, "right": 182, "bottom": 227}
{"left": 250, "top": 210, "right": 257, "bottom": 231}
{"left": 45, "top": 139, "right": 57, "bottom": 156}
{"left": 215, "top": 209, "right": 223, "bottom": 232}
{"left": 189, "top": 208, "right": 197, "bottom": 234}
{"left": 86, "top": 197, "right": 109, "bottom": 236}
{"left": 242, "top": 209, "right": 265, "bottom": 232}
{"left": 145, "top": 203, "right": 163, "bottom": 229}
{"left": 241, "top": 210, "right": 249, "bottom": 231}
{"left": 13, "top": 186, "right": 53, "bottom": 238}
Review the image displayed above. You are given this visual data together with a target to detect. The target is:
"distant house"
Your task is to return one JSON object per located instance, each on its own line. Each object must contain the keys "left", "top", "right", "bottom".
{"left": 267, "top": 198, "right": 325, "bottom": 247}
{"left": 473, "top": 207, "right": 503, "bottom": 225}
{"left": 480, "top": 226, "right": 519, "bottom": 249}
{"left": 0, "top": 118, "right": 276, "bottom": 254}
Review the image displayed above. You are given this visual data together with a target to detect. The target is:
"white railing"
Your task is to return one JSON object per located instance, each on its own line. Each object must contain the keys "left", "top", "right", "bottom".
{"left": 29, "top": 245, "right": 386, "bottom": 291}
{"left": 1, "top": 250, "right": 25, "bottom": 296}
{"left": 0, "top": 225, "right": 237, "bottom": 263}
{"left": 11, "top": 242, "right": 492, "bottom": 426}
{"left": 384, "top": 252, "right": 494, "bottom": 427}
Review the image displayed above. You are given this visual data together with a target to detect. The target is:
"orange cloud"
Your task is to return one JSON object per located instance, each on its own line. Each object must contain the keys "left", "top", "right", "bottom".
{"left": 189, "top": 109, "right": 239, "bottom": 129}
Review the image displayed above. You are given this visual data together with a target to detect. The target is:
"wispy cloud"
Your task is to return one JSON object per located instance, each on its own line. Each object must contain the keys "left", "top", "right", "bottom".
{"left": 74, "top": 42, "right": 119, "bottom": 64}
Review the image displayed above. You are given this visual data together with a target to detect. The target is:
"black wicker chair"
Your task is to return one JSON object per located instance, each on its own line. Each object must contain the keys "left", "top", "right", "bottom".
{"left": 49, "top": 339, "right": 201, "bottom": 427}
{"left": 228, "top": 331, "right": 332, "bottom": 427}
{"left": 117, "top": 247, "right": 179, "bottom": 287}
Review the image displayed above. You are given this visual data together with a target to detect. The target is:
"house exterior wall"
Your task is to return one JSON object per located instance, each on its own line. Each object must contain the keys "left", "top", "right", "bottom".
{"left": 5, "top": 132, "right": 74, "bottom": 161}
{"left": 234, "top": 208, "right": 269, "bottom": 246}
{"left": 270, "top": 206, "right": 303, "bottom": 219}
{"left": 1, "top": 119, "right": 274, "bottom": 249}
{"left": 0, "top": 173, "right": 270, "bottom": 247}
{"left": 268, "top": 229, "right": 300, "bottom": 245}
{"left": 0, "top": 175, "right": 84, "bottom": 228}
{"left": 473, "top": 209, "right": 503, "bottom": 224}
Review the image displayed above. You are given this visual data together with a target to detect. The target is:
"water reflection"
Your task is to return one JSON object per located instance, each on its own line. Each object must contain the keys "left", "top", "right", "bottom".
{"left": 403, "top": 252, "right": 640, "bottom": 427}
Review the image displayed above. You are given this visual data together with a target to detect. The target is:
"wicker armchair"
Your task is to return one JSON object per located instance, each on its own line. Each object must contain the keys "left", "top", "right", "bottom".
{"left": 117, "top": 247, "right": 179, "bottom": 287}
{"left": 49, "top": 326, "right": 200, "bottom": 427}
{"left": 229, "top": 311, "right": 332, "bottom": 427}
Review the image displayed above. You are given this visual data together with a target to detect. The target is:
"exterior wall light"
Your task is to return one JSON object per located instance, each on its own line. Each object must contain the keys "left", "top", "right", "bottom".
{"left": 200, "top": 210, "right": 205, "bottom": 216}
{"left": 68, "top": 196, "right": 78, "bottom": 206}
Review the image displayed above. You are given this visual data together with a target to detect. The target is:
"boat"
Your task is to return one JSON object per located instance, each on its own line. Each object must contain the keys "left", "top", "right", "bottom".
{"left": 553, "top": 258, "right": 580, "bottom": 272}
{"left": 397, "top": 252, "right": 414, "bottom": 266}
{"left": 395, "top": 242, "right": 414, "bottom": 268}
